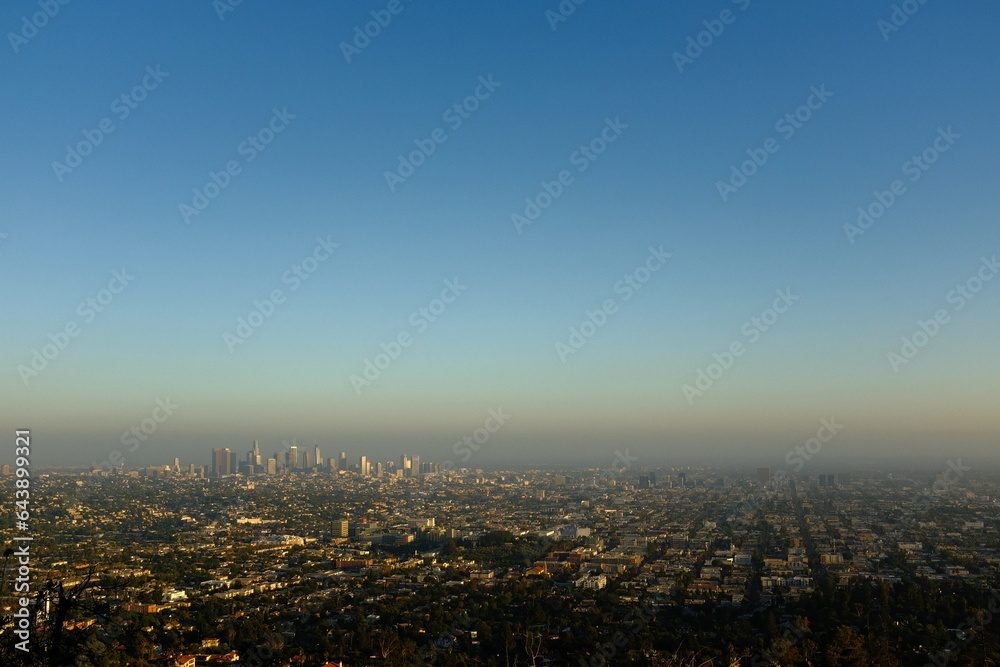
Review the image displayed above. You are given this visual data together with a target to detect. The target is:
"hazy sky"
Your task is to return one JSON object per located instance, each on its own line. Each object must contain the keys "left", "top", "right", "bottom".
{"left": 3, "top": 1, "right": 999, "bottom": 470}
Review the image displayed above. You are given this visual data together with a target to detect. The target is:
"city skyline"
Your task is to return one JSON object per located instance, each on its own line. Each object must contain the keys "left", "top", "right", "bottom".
{"left": 73, "top": 438, "right": 995, "bottom": 482}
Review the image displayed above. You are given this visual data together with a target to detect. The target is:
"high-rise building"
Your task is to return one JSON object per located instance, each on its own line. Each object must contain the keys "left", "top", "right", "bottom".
{"left": 333, "top": 519, "right": 349, "bottom": 537}
{"left": 253, "top": 440, "right": 262, "bottom": 466}
{"left": 411, "top": 455, "right": 421, "bottom": 477}
{"left": 339, "top": 451, "right": 347, "bottom": 471}
{"left": 313, "top": 444, "right": 321, "bottom": 469}
{"left": 756, "top": 467, "right": 771, "bottom": 484}
{"left": 304, "top": 451, "right": 313, "bottom": 469}
{"left": 288, "top": 446, "right": 299, "bottom": 471}
{"left": 229, "top": 451, "right": 237, "bottom": 476}
{"left": 212, "top": 448, "right": 232, "bottom": 477}
{"left": 328, "top": 457, "right": 337, "bottom": 471}
{"left": 359, "top": 455, "right": 370, "bottom": 476}
{"left": 266, "top": 458, "right": 277, "bottom": 475}
{"left": 173, "top": 457, "right": 181, "bottom": 472}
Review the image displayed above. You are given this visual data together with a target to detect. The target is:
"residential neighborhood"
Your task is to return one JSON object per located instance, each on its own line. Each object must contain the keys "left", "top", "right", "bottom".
{"left": 2, "top": 461, "right": 998, "bottom": 665}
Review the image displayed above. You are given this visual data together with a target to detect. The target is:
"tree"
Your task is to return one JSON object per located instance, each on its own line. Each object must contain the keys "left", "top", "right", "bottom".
{"left": 825, "top": 626, "right": 867, "bottom": 667}
{"left": 520, "top": 625, "right": 544, "bottom": 667}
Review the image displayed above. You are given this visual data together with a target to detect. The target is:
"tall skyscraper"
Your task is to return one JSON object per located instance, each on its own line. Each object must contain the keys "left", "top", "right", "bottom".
{"left": 328, "top": 457, "right": 337, "bottom": 471}
{"left": 757, "top": 467, "right": 771, "bottom": 484}
{"left": 266, "top": 458, "right": 277, "bottom": 475}
{"left": 359, "top": 455, "right": 370, "bottom": 476}
{"left": 339, "top": 451, "right": 347, "bottom": 471}
{"left": 304, "top": 451, "right": 313, "bottom": 469}
{"left": 411, "top": 455, "right": 421, "bottom": 477}
{"left": 819, "top": 474, "right": 838, "bottom": 487}
{"left": 314, "top": 444, "right": 321, "bottom": 469}
{"left": 252, "top": 440, "right": 262, "bottom": 466}
{"left": 289, "top": 446, "right": 299, "bottom": 471}
{"left": 212, "top": 448, "right": 231, "bottom": 477}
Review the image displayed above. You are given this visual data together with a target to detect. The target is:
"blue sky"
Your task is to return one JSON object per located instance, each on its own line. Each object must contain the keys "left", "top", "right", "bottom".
{"left": 2, "top": 1, "right": 999, "bottom": 469}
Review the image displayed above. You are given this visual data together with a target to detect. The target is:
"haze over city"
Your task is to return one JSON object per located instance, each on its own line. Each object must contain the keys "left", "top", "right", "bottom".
{"left": 6, "top": 4, "right": 1000, "bottom": 667}
{"left": 3, "top": 1, "right": 999, "bottom": 470}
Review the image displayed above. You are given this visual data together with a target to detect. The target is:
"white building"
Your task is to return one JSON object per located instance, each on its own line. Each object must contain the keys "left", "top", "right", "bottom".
{"left": 576, "top": 574, "right": 607, "bottom": 590}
